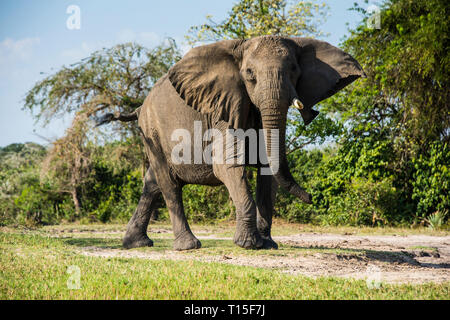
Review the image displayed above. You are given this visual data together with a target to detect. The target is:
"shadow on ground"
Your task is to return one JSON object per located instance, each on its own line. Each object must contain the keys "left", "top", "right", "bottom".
{"left": 62, "top": 237, "right": 122, "bottom": 249}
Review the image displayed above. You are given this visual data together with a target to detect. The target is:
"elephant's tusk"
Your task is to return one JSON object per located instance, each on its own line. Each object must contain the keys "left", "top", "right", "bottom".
{"left": 292, "top": 98, "right": 304, "bottom": 110}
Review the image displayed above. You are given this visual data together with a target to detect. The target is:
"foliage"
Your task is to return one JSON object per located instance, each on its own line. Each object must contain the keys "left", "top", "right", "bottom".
{"left": 276, "top": 137, "right": 407, "bottom": 226}
{"left": 426, "top": 211, "right": 447, "bottom": 230}
{"left": 40, "top": 114, "right": 92, "bottom": 215}
{"left": 312, "top": 0, "right": 450, "bottom": 224}
{"left": 318, "top": 177, "right": 401, "bottom": 226}
{"left": 13, "top": 184, "right": 60, "bottom": 226}
{"left": 286, "top": 110, "right": 342, "bottom": 154}
{"left": 82, "top": 158, "right": 143, "bottom": 223}
{"left": 0, "top": 141, "right": 146, "bottom": 225}
{"left": 183, "top": 185, "right": 233, "bottom": 223}
{"left": 0, "top": 143, "right": 64, "bottom": 226}
{"left": 344, "top": 0, "right": 449, "bottom": 148}
{"left": 411, "top": 142, "right": 449, "bottom": 218}
{"left": 328, "top": 0, "right": 449, "bottom": 170}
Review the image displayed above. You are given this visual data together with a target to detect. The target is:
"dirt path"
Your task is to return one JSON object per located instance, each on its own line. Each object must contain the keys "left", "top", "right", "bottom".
{"left": 80, "top": 232, "right": 450, "bottom": 285}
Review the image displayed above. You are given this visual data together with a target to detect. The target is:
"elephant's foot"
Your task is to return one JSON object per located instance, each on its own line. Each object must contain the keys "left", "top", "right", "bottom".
{"left": 173, "top": 231, "right": 201, "bottom": 251}
{"left": 234, "top": 227, "right": 264, "bottom": 249}
{"left": 122, "top": 232, "right": 154, "bottom": 249}
{"left": 261, "top": 236, "right": 278, "bottom": 249}
{"left": 257, "top": 226, "right": 278, "bottom": 249}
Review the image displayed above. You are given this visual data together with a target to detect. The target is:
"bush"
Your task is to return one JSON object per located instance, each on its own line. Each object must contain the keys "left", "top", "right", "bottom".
{"left": 14, "top": 184, "right": 60, "bottom": 226}
{"left": 183, "top": 185, "right": 233, "bottom": 223}
{"left": 276, "top": 134, "right": 414, "bottom": 226}
{"left": 411, "top": 142, "right": 449, "bottom": 219}
{"left": 85, "top": 163, "right": 143, "bottom": 223}
{"left": 0, "top": 143, "right": 67, "bottom": 226}
{"left": 319, "top": 178, "right": 401, "bottom": 226}
{"left": 426, "top": 210, "right": 447, "bottom": 230}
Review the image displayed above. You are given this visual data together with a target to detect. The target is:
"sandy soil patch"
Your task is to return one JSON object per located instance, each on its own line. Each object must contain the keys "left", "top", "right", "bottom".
{"left": 79, "top": 232, "right": 450, "bottom": 284}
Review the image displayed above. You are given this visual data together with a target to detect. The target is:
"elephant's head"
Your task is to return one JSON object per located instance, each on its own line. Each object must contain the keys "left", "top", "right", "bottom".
{"left": 168, "top": 36, "right": 365, "bottom": 203}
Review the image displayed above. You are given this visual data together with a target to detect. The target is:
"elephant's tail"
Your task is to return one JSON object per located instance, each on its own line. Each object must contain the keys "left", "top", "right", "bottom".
{"left": 96, "top": 106, "right": 141, "bottom": 127}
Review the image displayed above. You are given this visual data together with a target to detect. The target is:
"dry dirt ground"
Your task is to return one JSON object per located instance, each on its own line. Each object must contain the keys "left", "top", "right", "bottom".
{"left": 47, "top": 224, "right": 450, "bottom": 285}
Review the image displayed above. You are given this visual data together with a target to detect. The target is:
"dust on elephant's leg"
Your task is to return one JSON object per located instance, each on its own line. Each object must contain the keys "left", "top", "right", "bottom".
{"left": 256, "top": 171, "right": 278, "bottom": 249}
{"left": 123, "top": 168, "right": 160, "bottom": 249}
{"left": 214, "top": 165, "right": 263, "bottom": 249}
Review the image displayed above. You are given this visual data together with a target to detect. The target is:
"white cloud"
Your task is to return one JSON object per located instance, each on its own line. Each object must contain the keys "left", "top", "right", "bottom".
{"left": 0, "top": 37, "right": 40, "bottom": 64}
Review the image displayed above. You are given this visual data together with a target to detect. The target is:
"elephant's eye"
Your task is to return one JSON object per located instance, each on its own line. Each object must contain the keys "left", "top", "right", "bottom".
{"left": 291, "top": 63, "right": 301, "bottom": 76}
{"left": 245, "top": 68, "right": 256, "bottom": 82}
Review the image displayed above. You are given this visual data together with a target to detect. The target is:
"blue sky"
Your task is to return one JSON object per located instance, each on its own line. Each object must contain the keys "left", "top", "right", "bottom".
{"left": 0, "top": 0, "right": 369, "bottom": 147}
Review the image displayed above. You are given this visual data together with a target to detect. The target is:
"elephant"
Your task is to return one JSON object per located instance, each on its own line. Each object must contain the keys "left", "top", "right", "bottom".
{"left": 99, "top": 36, "right": 365, "bottom": 251}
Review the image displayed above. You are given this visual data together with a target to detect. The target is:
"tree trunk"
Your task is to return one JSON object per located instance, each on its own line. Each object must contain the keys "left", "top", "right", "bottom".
{"left": 71, "top": 188, "right": 82, "bottom": 216}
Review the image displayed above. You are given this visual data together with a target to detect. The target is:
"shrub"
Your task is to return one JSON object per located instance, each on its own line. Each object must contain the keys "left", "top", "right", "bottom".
{"left": 85, "top": 164, "right": 142, "bottom": 223}
{"left": 319, "top": 178, "right": 401, "bottom": 226}
{"left": 426, "top": 210, "right": 447, "bottom": 230}
{"left": 411, "top": 142, "right": 449, "bottom": 219}
{"left": 14, "top": 184, "right": 60, "bottom": 226}
{"left": 183, "top": 185, "right": 233, "bottom": 223}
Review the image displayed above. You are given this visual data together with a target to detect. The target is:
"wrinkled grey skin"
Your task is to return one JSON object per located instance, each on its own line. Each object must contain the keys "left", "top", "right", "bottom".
{"left": 102, "top": 36, "right": 364, "bottom": 251}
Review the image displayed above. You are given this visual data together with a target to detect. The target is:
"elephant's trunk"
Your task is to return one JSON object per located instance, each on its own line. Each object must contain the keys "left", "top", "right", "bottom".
{"left": 260, "top": 103, "right": 312, "bottom": 204}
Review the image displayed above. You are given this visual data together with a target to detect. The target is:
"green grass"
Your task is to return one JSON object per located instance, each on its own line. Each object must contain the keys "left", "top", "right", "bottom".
{"left": 1, "top": 230, "right": 449, "bottom": 300}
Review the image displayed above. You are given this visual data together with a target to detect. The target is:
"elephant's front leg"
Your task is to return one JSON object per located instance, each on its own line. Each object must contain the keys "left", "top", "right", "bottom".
{"left": 256, "top": 170, "right": 278, "bottom": 249}
{"left": 163, "top": 185, "right": 201, "bottom": 251}
{"left": 214, "top": 164, "right": 263, "bottom": 249}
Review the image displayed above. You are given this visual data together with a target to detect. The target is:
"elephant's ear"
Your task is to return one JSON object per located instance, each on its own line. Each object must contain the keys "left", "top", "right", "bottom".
{"left": 289, "top": 38, "right": 365, "bottom": 108}
{"left": 168, "top": 40, "right": 249, "bottom": 124}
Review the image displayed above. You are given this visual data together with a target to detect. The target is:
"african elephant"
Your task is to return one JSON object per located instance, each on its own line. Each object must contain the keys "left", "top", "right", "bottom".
{"left": 100, "top": 36, "right": 365, "bottom": 250}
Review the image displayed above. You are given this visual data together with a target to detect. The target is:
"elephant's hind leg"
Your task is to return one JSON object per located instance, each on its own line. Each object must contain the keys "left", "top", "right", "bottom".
{"left": 123, "top": 168, "right": 160, "bottom": 249}
{"left": 141, "top": 132, "right": 200, "bottom": 251}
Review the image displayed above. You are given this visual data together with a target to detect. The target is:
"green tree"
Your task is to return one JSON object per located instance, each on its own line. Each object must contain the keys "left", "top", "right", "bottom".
{"left": 332, "top": 0, "right": 449, "bottom": 149}
{"left": 318, "top": 0, "right": 450, "bottom": 223}
{"left": 25, "top": 41, "right": 181, "bottom": 141}
{"left": 186, "top": 0, "right": 328, "bottom": 45}
{"left": 0, "top": 143, "right": 65, "bottom": 225}
{"left": 40, "top": 114, "right": 92, "bottom": 216}
{"left": 24, "top": 41, "right": 181, "bottom": 217}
